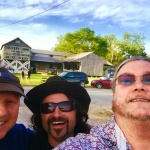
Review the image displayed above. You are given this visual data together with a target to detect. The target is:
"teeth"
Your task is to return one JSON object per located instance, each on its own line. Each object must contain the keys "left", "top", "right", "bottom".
{"left": 132, "top": 99, "right": 149, "bottom": 102}
{"left": 0, "top": 122, "right": 4, "bottom": 125}
{"left": 52, "top": 121, "right": 64, "bottom": 125}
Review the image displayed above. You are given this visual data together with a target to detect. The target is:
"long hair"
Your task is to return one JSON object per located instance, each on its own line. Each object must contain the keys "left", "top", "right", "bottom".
{"left": 29, "top": 94, "right": 91, "bottom": 136}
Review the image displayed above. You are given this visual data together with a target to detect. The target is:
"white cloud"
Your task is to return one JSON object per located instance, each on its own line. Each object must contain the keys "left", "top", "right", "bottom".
{"left": 1, "top": 0, "right": 150, "bottom": 28}
{"left": 1, "top": 0, "right": 150, "bottom": 54}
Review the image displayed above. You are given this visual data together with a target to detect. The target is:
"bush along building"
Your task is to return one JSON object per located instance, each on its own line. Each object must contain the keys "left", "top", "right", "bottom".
{"left": 0, "top": 38, "right": 113, "bottom": 76}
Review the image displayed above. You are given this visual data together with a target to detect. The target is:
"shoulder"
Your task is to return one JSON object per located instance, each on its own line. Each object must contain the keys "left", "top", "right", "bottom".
{"left": 8, "top": 124, "right": 35, "bottom": 140}
{"left": 0, "top": 124, "right": 35, "bottom": 150}
{"left": 91, "top": 117, "right": 115, "bottom": 135}
{"left": 54, "top": 133, "right": 107, "bottom": 150}
{"left": 28, "top": 134, "right": 54, "bottom": 150}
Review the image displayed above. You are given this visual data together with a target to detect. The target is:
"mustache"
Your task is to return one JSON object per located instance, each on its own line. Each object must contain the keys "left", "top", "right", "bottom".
{"left": 47, "top": 116, "right": 68, "bottom": 124}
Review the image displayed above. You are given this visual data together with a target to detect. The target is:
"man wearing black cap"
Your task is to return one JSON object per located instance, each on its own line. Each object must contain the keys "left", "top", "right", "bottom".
{"left": 24, "top": 76, "right": 91, "bottom": 149}
{"left": 0, "top": 67, "right": 34, "bottom": 150}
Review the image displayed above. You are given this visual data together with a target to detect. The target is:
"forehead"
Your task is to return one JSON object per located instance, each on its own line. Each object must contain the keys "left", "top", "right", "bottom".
{"left": 0, "top": 91, "right": 20, "bottom": 97}
{"left": 117, "top": 60, "right": 150, "bottom": 76}
{"left": 42, "top": 93, "right": 70, "bottom": 103}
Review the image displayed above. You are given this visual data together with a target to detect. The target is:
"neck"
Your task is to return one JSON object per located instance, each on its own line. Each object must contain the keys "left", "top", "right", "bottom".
{"left": 48, "top": 138, "right": 60, "bottom": 147}
{"left": 48, "top": 135, "right": 68, "bottom": 147}
{"left": 48, "top": 132, "right": 74, "bottom": 148}
{"left": 115, "top": 115, "right": 150, "bottom": 150}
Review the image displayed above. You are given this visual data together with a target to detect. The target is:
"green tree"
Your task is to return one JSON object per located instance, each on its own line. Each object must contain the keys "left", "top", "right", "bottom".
{"left": 103, "top": 35, "right": 122, "bottom": 66}
{"left": 118, "top": 32, "right": 147, "bottom": 59}
{"left": 103, "top": 33, "right": 147, "bottom": 66}
{"left": 54, "top": 27, "right": 108, "bottom": 57}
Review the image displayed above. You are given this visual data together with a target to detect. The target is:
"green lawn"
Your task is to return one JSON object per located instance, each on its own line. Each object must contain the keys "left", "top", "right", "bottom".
{"left": 14, "top": 73, "right": 100, "bottom": 87}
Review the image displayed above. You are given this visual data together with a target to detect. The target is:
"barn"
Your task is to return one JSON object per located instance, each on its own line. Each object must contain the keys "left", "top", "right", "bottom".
{"left": 0, "top": 38, "right": 113, "bottom": 76}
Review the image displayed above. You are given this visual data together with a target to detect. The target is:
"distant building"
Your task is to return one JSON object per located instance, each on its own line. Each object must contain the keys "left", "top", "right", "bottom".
{"left": 0, "top": 37, "right": 113, "bottom": 76}
{"left": 0, "top": 38, "right": 31, "bottom": 73}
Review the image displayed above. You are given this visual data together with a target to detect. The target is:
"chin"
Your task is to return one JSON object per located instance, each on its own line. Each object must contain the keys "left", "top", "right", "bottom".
{"left": 0, "top": 132, "right": 7, "bottom": 140}
{"left": 124, "top": 112, "right": 150, "bottom": 121}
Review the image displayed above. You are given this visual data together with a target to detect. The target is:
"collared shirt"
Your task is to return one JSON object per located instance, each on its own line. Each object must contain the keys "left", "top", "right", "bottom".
{"left": 54, "top": 117, "right": 132, "bottom": 150}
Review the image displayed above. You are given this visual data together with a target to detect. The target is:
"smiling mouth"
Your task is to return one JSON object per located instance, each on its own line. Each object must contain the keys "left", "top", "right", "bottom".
{"left": 129, "top": 98, "right": 150, "bottom": 102}
{"left": 0, "top": 122, "right": 5, "bottom": 126}
{"left": 51, "top": 121, "right": 65, "bottom": 125}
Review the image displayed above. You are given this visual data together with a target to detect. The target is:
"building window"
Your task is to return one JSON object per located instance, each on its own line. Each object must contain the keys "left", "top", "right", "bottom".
{"left": 16, "top": 40, "right": 20, "bottom": 44}
{"left": 49, "top": 63, "right": 53, "bottom": 68}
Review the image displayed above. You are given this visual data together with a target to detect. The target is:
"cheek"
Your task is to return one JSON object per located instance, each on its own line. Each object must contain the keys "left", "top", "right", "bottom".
{"left": 41, "top": 115, "right": 49, "bottom": 126}
{"left": 68, "top": 111, "right": 77, "bottom": 127}
{"left": 10, "top": 105, "right": 19, "bottom": 117}
{"left": 114, "top": 86, "right": 129, "bottom": 98}
{"left": 8, "top": 106, "right": 19, "bottom": 127}
{"left": 41, "top": 114, "right": 49, "bottom": 130}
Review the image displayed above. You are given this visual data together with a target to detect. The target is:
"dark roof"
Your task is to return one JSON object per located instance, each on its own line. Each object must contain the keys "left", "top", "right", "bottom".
{"left": 30, "top": 55, "right": 62, "bottom": 63}
{"left": 31, "top": 49, "right": 68, "bottom": 56}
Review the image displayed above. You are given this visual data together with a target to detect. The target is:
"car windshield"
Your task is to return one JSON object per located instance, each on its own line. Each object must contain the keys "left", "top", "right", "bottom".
{"left": 58, "top": 72, "right": 68, "bottom": 77}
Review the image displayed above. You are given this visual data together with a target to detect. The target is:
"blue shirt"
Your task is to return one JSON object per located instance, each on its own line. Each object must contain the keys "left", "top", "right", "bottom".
{"left": 0, "top": 124, "right": 34, "bottom": 150}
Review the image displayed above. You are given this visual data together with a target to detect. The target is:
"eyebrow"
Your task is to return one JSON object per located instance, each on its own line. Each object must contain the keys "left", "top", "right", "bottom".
{"left": 117, "top": 71, "right": 150, "bottom": 76}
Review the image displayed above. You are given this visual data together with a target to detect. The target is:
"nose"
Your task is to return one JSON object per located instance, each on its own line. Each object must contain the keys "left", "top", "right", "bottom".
{"left": 52, "top": 106, "right": 62, "bottom": 117}
{"left": 133, "top": 78, "right": 146, "bottom": 91}
{"left": 0, "top": 103, "right": 7, "bottom": 117}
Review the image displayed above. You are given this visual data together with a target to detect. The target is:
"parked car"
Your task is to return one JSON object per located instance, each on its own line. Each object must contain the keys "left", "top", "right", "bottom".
{"left": 58, "top": 71, "right": 89, "bottom": 87}
{"left": 91, "top": 77, "right": 113, "bottom": 89}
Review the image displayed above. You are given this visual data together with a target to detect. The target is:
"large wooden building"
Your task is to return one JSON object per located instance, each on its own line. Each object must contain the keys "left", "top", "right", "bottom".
{"left": 0, "top": 38, "right": 113, "bottom": 76}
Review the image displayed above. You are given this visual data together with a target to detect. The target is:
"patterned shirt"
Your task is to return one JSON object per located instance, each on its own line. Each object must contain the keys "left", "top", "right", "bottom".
{"left": 54, "top": 117, "right": 132, "bottom": 150}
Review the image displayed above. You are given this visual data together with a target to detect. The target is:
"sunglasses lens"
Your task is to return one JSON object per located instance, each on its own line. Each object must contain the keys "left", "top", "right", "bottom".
{"left": 40, "top": 103, "right": 55, "bottom": 114}
{"left": 118, "top": 75, "right": 135, "bottom": 85}
{"left": 143, "top": 74, "right": 150, "bottom": 84}
{"left": 59, "top": 101, "right": 75, "bottom": 112}
{"left": 40, "top": 101, "right": 75, "bottom": 114}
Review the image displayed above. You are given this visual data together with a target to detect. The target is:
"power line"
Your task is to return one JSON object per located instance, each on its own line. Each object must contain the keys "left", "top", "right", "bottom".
{"left": 0, "top": 0, "right": 70, "bottom": 28}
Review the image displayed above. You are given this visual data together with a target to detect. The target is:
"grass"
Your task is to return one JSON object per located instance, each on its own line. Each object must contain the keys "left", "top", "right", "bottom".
{"left": 14, "top": 73, "right": 100, "bottom": 86}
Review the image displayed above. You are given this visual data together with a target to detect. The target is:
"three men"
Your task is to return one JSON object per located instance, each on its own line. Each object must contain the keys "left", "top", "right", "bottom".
{"left": 54, "top": 56, "right": 150, "bottom": 150}
{"left": 24, "top": 76, "right": 91, "bottom": 149}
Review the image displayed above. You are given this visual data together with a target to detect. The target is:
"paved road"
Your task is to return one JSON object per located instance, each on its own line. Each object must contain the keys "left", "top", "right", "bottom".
{"left": 17, "top": 87, "right": 113, "bottom": 127}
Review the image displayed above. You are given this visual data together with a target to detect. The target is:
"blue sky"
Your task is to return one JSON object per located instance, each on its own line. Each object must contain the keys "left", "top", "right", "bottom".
{"left": 1, "top": 0, "right": 150, "bottom": 54}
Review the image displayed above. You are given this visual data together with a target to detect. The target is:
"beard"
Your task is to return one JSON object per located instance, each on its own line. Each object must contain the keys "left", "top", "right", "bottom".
{"left": 47, "top": 116, "right": 70, "bottom": 142}
{"left": 112, "top": 97, "right": 150, "bottom": 122}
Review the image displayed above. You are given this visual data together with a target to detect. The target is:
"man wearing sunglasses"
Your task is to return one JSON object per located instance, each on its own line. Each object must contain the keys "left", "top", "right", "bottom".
{"left": 54, "top": 56, "right": 150, "bottom": 150}
{"left": 24, "top": 76, "right": 91, "bottom": 149}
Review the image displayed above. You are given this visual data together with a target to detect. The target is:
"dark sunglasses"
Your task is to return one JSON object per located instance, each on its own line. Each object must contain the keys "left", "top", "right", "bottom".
{"left": 117, "top": 74, "right": 150, "bottom": 85}
{"left": 40, "top": 101, "right": 75, "bottom": 114}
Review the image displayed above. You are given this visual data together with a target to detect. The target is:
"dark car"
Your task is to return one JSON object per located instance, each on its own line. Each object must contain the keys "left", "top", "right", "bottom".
{"left": 58, "top": 71, "right": 89, "bottom": 87}
{"left": 91, "top": 77, "right": 113, "bottom": 89}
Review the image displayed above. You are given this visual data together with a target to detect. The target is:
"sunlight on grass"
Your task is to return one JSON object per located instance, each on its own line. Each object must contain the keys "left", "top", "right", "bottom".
{"left": 14, "top": 73, "right": 100, "bottom": 86}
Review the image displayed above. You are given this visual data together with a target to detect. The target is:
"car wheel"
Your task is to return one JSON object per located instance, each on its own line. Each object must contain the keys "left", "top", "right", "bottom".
{"left": 80, "top": 81, "right": 85, "bottom": 87}
{"left": 96, "top": 83, "right": 103, "bottom": 88}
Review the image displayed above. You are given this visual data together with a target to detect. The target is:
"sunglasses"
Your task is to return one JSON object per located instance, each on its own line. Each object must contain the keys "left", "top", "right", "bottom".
{"left": 117, "top": 74, "right": 150, "bottom": 85}
{"left": 40, "top": 101, "right": 75, "bottom": 114}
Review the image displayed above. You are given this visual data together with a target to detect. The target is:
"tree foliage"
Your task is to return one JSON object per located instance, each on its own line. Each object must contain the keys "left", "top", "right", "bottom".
{"left": 103, "top": 32, "right": 147, "bottom": 66}
{"left": 54, "top": 27, "right": 108, "bottom": 57}
{"left": 53, "top": 27, "right": 148, "bottom": 67}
